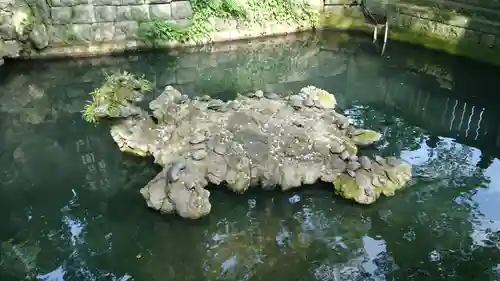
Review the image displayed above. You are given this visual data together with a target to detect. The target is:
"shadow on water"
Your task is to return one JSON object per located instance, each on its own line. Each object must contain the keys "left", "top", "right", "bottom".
{"left": 1, "top": 31, "right": 500, "bottom": 280}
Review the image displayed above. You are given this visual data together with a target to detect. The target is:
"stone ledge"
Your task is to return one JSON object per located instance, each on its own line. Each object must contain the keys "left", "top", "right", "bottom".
{"left": 20, "top": 21, "right": 316, "bottom": 59}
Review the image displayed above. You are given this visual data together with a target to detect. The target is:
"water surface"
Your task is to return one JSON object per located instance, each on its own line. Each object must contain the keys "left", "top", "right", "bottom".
{"left": 1, "top": 31, "right": 500, "bottom": 281}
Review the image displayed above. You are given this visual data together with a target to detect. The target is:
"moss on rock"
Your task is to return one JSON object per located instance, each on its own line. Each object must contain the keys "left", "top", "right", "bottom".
{"left": 333, "top": 159, "right": 412, "bottom": 204}
{"left": 350, "top": 129, "right": 382, "bottom": 147}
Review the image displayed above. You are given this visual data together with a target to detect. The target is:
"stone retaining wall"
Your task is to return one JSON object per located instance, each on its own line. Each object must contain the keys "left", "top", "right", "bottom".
{"left": 47, "top": 0, "right": 193, "bottom": 44}
{"left": 323, "top": 0, "right": 500, "bottom": 64}
{"left": 1, "top": 0, "right": 200, "bottom": 62}
{"left": 1, "top": 0, "right": 323, "bottom": 61}
{"left": 1, "top": 0, "right": 26, "bottom": 65}
{"left": 1, "top": 0, "right": 500, "bottom": 65}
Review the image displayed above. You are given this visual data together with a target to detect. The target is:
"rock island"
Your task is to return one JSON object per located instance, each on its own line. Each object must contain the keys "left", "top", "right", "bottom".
{"left": 82, "top": 72, "right": 412, "bottom": 219}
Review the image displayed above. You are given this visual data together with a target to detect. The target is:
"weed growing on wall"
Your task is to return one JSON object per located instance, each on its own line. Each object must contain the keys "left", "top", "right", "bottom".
{"left": 138, "top": 0, "right": 319, "bottom": 45}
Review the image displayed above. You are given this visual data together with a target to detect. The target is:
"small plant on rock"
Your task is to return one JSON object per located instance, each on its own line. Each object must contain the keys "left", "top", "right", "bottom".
{"left": 82, "top": 71, "right": 152, "bottom": 124}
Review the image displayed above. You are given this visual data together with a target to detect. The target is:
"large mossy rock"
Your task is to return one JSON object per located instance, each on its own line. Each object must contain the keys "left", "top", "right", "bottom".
{"left": 82, "top": 72, "right": 413, "bottom": 219}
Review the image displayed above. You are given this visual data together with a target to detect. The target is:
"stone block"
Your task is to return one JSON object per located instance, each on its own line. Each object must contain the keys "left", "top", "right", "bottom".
{"left": 0, "top": 0, "right": 9, "bottom": 10}
{"left": 92, "top": 0, "right": 120, "bottom": 5}
{"left": 72, "top": 5, "right": 95, "bottom": 24}
{"left": 49, "top": 24, "right": 92, "bottom": 43}
{"left": 114, "top": 21, "right": 139, "bottom": 40}
{"left": 324, "top": 0, "right": 351, "bottom": 4}
{"left": 92, "top": 23, "right": 115, "bottom": 42}
{"left": 0, "top": 10, "right": 11, "bottom": 24}
{"left": 149, "top": 3, "right": 171, "bottom": 20}
{"left": 397, "top": 14, "right": 413, "bottom": 28}
{"left": 0, "top": 24, "right": 16, "bottom": 40}
{"left": 148, "top": 0, "right": 171, "bottom": 4}
{"left": 70, "top": 23, "right": 94, "bottom": 41}
{"left": 48, "top": 24, "right": 67, "bottom": 44}
{"left": 121, "top": 0, "right": 145, "bottom": 4}
{"left": 94, "top": 6, "right": 117, "bottom": 22}
{"left": 0, "top": 40, "right": 21, "bottom": 58}
{"left": 50, "top": 0, "right": 89, "bottom": 7}
{"left": 51, "top": 7, "right": 73, "bottom": 24}
{"left": 116, "top": 5, "right": 149, "bottom": 22}
{"left": 170, "top": 0, "right": 192, "bottom": 20}
{"left": 480, "top": 33, "right": 496, "bottom": 47}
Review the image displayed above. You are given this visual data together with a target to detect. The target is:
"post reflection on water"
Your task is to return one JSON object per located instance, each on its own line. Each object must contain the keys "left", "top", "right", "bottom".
{"left": 1, "top": 31, "right": 500, "bottom": 280}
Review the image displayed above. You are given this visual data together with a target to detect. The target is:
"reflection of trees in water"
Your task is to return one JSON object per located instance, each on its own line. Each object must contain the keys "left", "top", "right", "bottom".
{"left": 1, "top": 103, "right": 495, "bottom": 280}
{"left": 183, "top": 36, "right": 322, "bottom": 99}
{"left": 371, "top": 186, "right": 500, "bottom": 280}
{"left": 0, "top": 149, "right": 159, "bottom": 280}
{"left": 344, "top": 105, "right": 427, "bottom": 154}
{"left": 334, "top": 99, "right": 500, "bottom": 279}
{"left": 2, "top": 32, "right": 500, "bottom": 280}
{"left": 25, "top": 191, "right": 380, "bottom": 281}
{"left": 0, "top": 99, "right": 159, "bottom": 280}
{"left": 366, "top": 135, "right": 496, "bottom": 279}
{"left": 195, "top": 193, "right": 378, "bottom": 281}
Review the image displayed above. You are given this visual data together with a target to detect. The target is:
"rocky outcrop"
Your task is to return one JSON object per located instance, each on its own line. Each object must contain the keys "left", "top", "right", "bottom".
{"left": 83, "top": 73, "right": 412, "bottom": 219}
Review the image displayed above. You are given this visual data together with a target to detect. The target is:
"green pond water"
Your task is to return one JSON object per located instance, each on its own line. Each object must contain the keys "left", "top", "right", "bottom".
{"left": 1, "top": 31, "right": 500, "bottom": 281}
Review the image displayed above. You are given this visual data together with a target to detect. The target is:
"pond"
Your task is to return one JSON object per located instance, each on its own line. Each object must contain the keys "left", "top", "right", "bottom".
{"left": 1, "top": 31, "right": 500, "bottom": 281}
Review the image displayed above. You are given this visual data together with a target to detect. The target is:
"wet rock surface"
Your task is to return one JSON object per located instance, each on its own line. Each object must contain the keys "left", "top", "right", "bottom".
{"left": 93, "top": 83, "right": 412, "bottom": 219}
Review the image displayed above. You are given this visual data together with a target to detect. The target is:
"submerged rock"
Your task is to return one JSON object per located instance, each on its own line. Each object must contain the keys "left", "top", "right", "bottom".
{"left": 84, "top": 73, "right": 413, "bottom": 219}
